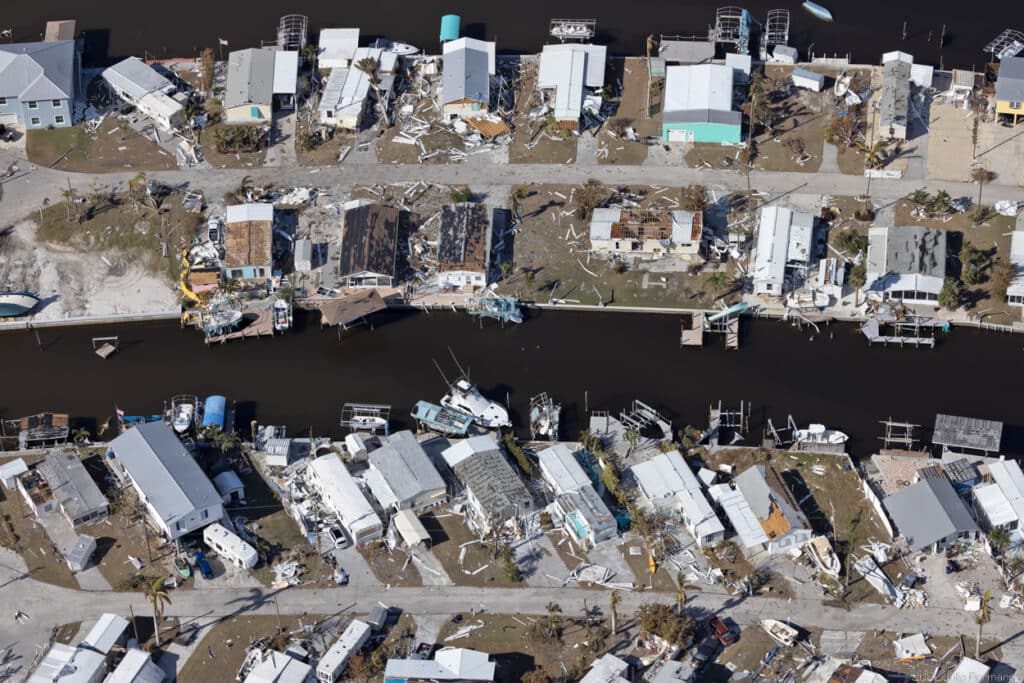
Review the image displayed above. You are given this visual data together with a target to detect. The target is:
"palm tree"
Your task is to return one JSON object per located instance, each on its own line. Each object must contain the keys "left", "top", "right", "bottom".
{"left": 60, "top": 184, "right": 76, "bottom": 222}
{"left": 497, "top": 543, "right": 516, "bottom": 567}
{"left": 975, "top": 589, "right": 992, "bottom": 659}
{"left": 704, "top": 271, "right": 729, "bottom": 300}
{"left": 970, "top": 166, "right": 995, "bottom": 208}
{"left": 738, "top": 145, "right": 757, "bottom": 199}
{"left": 623, "top": 426, "right": 640, "bottom": 455}
{"left": 544, "top": 602, "right": 563, "bottom": 639}
{"left": 354, "top": 57, "right": 389, "bottom": 127}
{"left": 609, "top": 590, "right": 619, "bottom": 635}
{"left": 144, "top": 577, "right": 172, "bottom": 647}
{"left": 675, "top": 572, "right": 693, "bottom": 613}
{"left": 989, "top": 527, "right": 1011, "bottom": 569}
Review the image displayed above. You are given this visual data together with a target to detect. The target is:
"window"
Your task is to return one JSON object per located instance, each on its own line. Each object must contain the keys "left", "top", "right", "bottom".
{"left": 52, "top": 99, "right": 61, "bottom": 107}
{"left": 54, "top": 115, "right": 65, "bottom": 124}
{"left": 1011, "top": 101, "right": 1023, "bottom": 110}
{"left": 201, "top": 509, "right": 208, "bottom": 520}
{"left": 0, "top": 97, "right": 6, "bottom": 106}
{"left": 30, "top": 117, "right": 40, "bottom": 126}
{"left": 27, "top": 101, "right": 37, "bottom": 109}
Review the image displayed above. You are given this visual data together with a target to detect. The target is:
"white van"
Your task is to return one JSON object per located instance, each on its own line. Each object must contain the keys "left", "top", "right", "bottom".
{"left": 203, "top": 522, "right": 258, "bottom": 570}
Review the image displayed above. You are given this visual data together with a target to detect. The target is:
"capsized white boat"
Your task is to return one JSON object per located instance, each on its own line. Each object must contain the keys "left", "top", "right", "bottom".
{"left": 0, "top": 291, "right": 40, "bottom": 317}
{"left": 794, "top": 423, "right": 848, "bottom": 445}
{"left": 807, "top": 536, "right": 841, "bottom": 577}
{"left": 802, "top": 1, "right": 834, "bottom": 22}
{"left": 833, "top": 70, "right": 851, "bottom": 97}
{"left": 761, "top": 619, "right": 799, "bottom": 647}
{"left": 529, "top": 392, "right": 561, "bottom": 440}
{"left": 441, "top": 378, "right": 510, "bottom": 429}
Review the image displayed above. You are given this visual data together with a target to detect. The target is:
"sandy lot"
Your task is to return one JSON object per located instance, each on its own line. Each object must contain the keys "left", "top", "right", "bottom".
{"left": 1, "top": 218, "right": 177, "bottom": 321}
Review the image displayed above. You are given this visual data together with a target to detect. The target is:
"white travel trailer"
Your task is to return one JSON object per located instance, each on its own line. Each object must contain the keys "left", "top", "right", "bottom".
{"left": 203, "top": 522, "right": 258, "bottom": 570}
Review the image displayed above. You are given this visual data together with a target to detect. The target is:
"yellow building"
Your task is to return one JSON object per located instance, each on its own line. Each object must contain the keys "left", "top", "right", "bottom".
{"left": 995, "top": 56, "right": 1024, "bottom": 125}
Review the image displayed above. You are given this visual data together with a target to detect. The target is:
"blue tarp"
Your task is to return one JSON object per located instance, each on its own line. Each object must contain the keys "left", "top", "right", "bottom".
{"left": 440, "top": 14, "right": 460, "bottom": 42}
{"left": 201, "top": 395, "right": 226, "bottom": 429}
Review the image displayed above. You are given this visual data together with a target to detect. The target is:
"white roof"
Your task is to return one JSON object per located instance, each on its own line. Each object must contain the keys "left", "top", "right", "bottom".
{"left": 753, "top": 206, "right": 813, "bottom": 290}
{"left": 631, "top": 450, "right": 701, "bottom": 503}
{"left": 589, "top": 207, "right": 621, "bottom": 241}
{"left": 368, "top": 430, "right": 446, "bottom": 505}
{"left": 81, "top": 613, "right": 128, "bottom": 654}
{"left": 538, "top": 443, "right": 590, "bottom": 494}
{"left": 392, "top": 507, "right": 431, "bottom": 546}
{"left": 671, "top": 210, "right": 700, "bottom": 245}
{"left": 538, "top": 44, "right": 606, "bottom": 121}
{"left": 353, "top": 47, "right": 398, "bottom": 74}
{"left": 203, "top": 522, "right": 258, "bottom": 567}
{"left": 226, "top": 202, "right": 273, "bottom": 224}
{"left": 949, "top": 658, "right": 989, "bottom": 683}
{"left": 244, "top": 651, "right": 313, "bottom": 683}
{"left": 318, "top": 28, "right": 360, "bottom": 67}
{"left": 213, "top": 470, "right": 244, "bottom": 497}
{"left": 28, "top": 643, "right": 105, "bottom": 683}
{"left": 138, "top": 91, "right": 183, "bottom": 122}
{"left": 708, "top": 483, "right": 770, "bottom": 548}
{"left": 363, "top": 467, "right": 399, "bottom": 509}
{"left": 441, "top": 434, "right": 499, "bottom": 469}
{"left": 307, "top": 454, "right": 381, "bottom": 539}
{"left": 580, "top": 653, "right": 630, "bottom": 683}
{"left": 989, "top": 460, "right": 1024, "bottom": 523}
{"left": 317, "top": 620, "right": 371, "bottom": 677}
{"left": 102, "top": 57, "right": 173, "bottom": 101}
{"left": 974, "top": 483, "right": 1016, "bottom": 527}
{"left": 0, "top": 457, "right": 28, "bottom": 480}
{"left": 664, "top": 63, "right": 734, "bottom": 114}
{"left": 105, "top": 649, "right": 166, "bottom": 683}
{"left": 384, "top": 648, "right": 495, "bottom": 681}
{"left": 273, "top": 51, "right": 298, "bottom": 95}
{"left": 318, "top": 67, "right": 370, "bottom": 121}
{"left": 882, "top": 50, "right": 914, "bottom": 65}
{"left": 1008, "top": 231, "right": 1024, "bottom": 297}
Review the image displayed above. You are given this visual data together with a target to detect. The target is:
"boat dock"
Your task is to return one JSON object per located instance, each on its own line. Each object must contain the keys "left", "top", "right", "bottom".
{"left": 860, "top": 317, "right": 948, "bottom": 348}
{"left": 680, "top": 307, "right": 741, "bottom": 349}
{"left": 205, "top": 309, "right": 275, "bottom": 345}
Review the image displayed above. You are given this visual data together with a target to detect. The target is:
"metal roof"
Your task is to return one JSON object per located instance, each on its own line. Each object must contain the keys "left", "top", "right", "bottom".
{"left": 226, "top": 202, "right": 273, "bottom": 224}
{"left": 973, "top": 483, "right": 1016, "bottom": 527}
{"left": 0, "top": 40, "right": 75, "bottom": 101}
{"left": 272, "top": 51, "right": 298, "bottom": 95}
{"left": 933, "top": 414, "right": 1002, "bottom": 452}
{"left": 537, "top": 443, "right": 590, "bottom": 495}
{"left": 579, "top": 653, "right": 630, "bottom": 683}
{"left": 997, "top": 57, "right": 1024, "bottom": 102}
{"left": 538, "top": 43, "right": 606, "bottom": 121}
{"left": 105, "top": 649, "right": 165, "bottom": 683}
{"left": 307, "top": 453, "right": 381, "bottom": 540}
{"left": 224, "top": 48, "right": 275, "bottom": 109}
{"left": 109, "top": 423, "right": 222, "bottom": 531}
{"left": 753, "top": 206, "right": 814, "bottom": 290}
{"left": 368, "top": 430, "right": 446, "bottom": 505}
{"left": 28, "top": 643, "right": 105, "bottom": 683}
{"left": 708, "top": 483, "right": 770, "bottom": 549}
{"left": 664, "top": 63, "right": 736, "bottom": 120}
{"left": 102, "top": 57, "right": 172, "bottom": 101}
{"left": 879, "top": 55, "right": 912, "bottom": 132}
{"left": 37, "top": 452, "right": 108, "bottom": 521}
{"left": 318, "top": 28, "right": 360, "bottom": 68}
{"left": 384, "top": 648, "right": 495, "bottom": 681}
{"left": 244, "top": 651, "right": 313, "bottom": 683}
{"left": 883, "top": 477, "right": 979, "bottom": 551}
{"left": 866, "top": 226, "right": 946, "bottom": 281}
{"left": 318, "top": 67, "right": 369, "bottom": 121}
{"left": 988, "top": 460, "right": 1024, "bottom": 523}
{"left": 631, "top": 450, "right": 700, "bottom": 502}
{"left": 442, "top": 38, "right": 495, "bottom": 105}
{"left": 658, "top": 40, "right": 715, "bottom": 64}
{"left": 81, "top": 613, "right": 128, "bottom": 655}
{"left": 317, "top": 619, "right": 371, "bottom": 676}
{"left": 339, "top": 199, "right": 401, "bottom": 279}
{"left": 392, "top": 507, "right": 431, "bottom": 546}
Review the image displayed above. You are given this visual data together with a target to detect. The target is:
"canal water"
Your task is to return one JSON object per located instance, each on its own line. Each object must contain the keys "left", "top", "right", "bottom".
{"left": 3, "top": 309, "right": 1023, "bottom": 459}
{"left": 11, "top": 1, "right": 1023, "bottom": 69}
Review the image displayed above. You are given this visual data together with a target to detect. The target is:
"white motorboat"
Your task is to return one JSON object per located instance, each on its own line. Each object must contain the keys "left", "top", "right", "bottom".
{"left": 349, "top": 415, "right": 389, "bottom": 432}
{"left": 761, "top": 619, "right": 799, "bottom": 647}
{"left": 807, "top": 536, "right": 841, "bottom": 577}
{"left": 372, "top": 37, "right": 419, "bottom": 55}
{"left": 802, "top": 1, "right": 834, "bottom": 22}
{"left": 170, "top": 395, "right": 198, "bottom": 434}
{"left": 833, "top": 70, "right": 851, "bottom": 97}
{"left": 794, "top": 423, "right": 848, "bottom": 445}
{"left": 529, "top": 393, "right": 561, "bottom": 440}
{"left": 272, "top": 298, "right": 292, "bottom": 333}
{"left": 550, "top": 20, "right": 595, "bottom": 41}
{"left": 441, "top": 378, "right": 510, "bottom": 429}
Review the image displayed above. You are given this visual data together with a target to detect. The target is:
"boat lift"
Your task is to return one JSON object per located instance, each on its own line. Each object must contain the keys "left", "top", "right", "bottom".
{"left": 879, "top": 418, "right": 919, "bottom": 450}
{"left": 760, "top": 9, "right": 790, "bottom": 58}
{"left": 984, "top": 29, "right": 1024, "bottom": 61}
{"left": 340, "top": 403, "right": 391, "bottom": 435}
{"left": 466, "top": 293, "right": 523, "bottom": 325}
{"left": 619, "top": 400, "right": 672, "bottom": 442}
{"left": 92, "top": 336, "right": 119, "bottom": 359}
{"left": 705, "top": 400, "right": 749, "bottom": 446}
{"left": 712, "top": 7, "right": 757, "bottom": 55}
{"left": 549, "top": 18, "right": 596, "bottom": 43}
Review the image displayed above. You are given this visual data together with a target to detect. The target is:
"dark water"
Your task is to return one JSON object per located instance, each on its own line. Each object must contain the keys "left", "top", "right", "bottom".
{"left": 9, "top": 1, "right": 1023, "bottom": 69}
{"left": 2, "top": 309, "right": 1024, "bottom": 459}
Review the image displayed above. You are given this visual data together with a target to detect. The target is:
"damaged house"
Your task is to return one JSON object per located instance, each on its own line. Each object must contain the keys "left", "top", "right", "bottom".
{"left": 442, "top": 435, "right": 533, "bottom": 535}
{"left": 224, "top": 203, "right": 274, "bottom": 281}
{"left": 336, "top": 200, "right": 401, "bottom": 287}
{"left": 436, "top": 203, "right": 493, "bottom": 289}
{"left": 879, "top": 51, "right": 912, "bottom": 140}
{"left": 589, "top": 207, "right": 705, "bottom": 260}
{"left": 224, "top": 48, "right": 298, "bottom": 123}
{"left": 864, "top": 226, "right": 946, "bottom": 302}
{"left": 709, "top": 464, "right": 812, "bottom": 555}
{"left": 538, "top": 444, "right": 616, "bottom": 549}
{"left": 17, "top": 451, "right": 108, "bottom": 528}
{"left": 751, "top": 206, "right": 814, "bottom": 297}
{"left": 318, "top": 49, "right": 398, "bottom": 129}
{"left": 630, "top": 450, "right": 725, "bottom": 548}
{"left": 101, "top": 56, "right": 184, "bottom": 130}
{"left": 441, "top": 37, "right": 496, "bottom": 120}
{"left": 537, "top": 43, "right": 607, "bottom": 131}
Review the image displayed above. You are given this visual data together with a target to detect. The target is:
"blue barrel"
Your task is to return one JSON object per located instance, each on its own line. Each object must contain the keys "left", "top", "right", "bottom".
{"left": 440, "top": 14, "right": 460, "bottom": 42}
{"left": 201, "top": 395, "right": 226, "bottom": 430}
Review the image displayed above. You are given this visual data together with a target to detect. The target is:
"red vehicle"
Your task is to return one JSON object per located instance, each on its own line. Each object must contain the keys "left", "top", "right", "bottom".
{"left": 707, "top": 616, "right": 736, "bottom": 645}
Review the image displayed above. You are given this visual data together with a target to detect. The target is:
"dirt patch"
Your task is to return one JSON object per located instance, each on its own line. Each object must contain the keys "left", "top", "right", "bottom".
{"left": 295, "top": 117, "right": 355, "bottom": 166}
{"left": 420, "top": 511, "right": 522, "bottom": 588}
{"left": 547, "top": 530, "right": 587, "bottom": 571}
{"left": 598, "top": 57, "right": 661, "bottom": 165}
{"left": 26, "top": 117, "right": 177, "bottom": 173}
{"left": 199, "top": 124, "right": 267, "bottom": 169}
{"left": 376, "top": 125, "right": 466, "bottom": 164}
{"left": 618, "top": 541, "right": 676, "bottom": 592}
{"left": 507, "top": 63, "right": 578, "bottom": 165}
{"left": 855, "top": 631, "right": 1002, "bottom": 681}
{"left": 712, "top": 625, "right": 782, "bottom": 681}
{"left": 359, "top": 541, "right": 423, "bottom": 587}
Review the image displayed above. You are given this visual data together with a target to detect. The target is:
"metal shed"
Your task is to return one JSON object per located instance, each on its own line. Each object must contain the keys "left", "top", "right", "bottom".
{"left": 66, "top": 534, "right": 96, "bottom": 572}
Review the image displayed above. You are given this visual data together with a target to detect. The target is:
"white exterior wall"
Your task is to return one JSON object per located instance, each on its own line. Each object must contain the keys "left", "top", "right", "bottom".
{"left": 437, "top": 268, "right": 487, "bottom": 289}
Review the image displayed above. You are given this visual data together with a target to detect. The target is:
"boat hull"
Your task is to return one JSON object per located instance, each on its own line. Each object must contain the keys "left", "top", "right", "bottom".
{"left": 802, "top": 1, "right": 834, "bottom": 21}
{"left": 0, "top": 292, "right": 40, "bottom": 317}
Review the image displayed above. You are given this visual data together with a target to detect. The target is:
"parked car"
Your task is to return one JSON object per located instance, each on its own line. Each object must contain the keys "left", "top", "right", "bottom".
{"left": 193, "top": 551, "right": 214, "bottom": 580}
{"left": 328, "top": 525, "right": 350, "bottom": 549}
{"left": 707, "top": 615, "right": 737, "bottom": 645}
{"left": 693, "top": 637, "right": 722, "bottom": 668}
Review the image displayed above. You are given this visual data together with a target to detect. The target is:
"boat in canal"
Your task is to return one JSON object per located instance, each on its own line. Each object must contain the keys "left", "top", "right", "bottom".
{"left": 441, "top": 378, "right": 510, "bottom": 429}
{"left": 371, "top": 37, "right": 419, "bottom": 55}
{"left": 170, "top": 395, "right": 199, "bottom": 434}
{"left": 802, "top": 1, "right": 834, "bottom": 22}
{"left": 202, "top": 302, "right": 243, "bottom": 338}
{"left": 0, "top": 290, "right": 40, "bottom": 317}
{"left": 761, "top": 619, "right": 800, "bottom": 647}
{"left": 412, "top": 400, "right": 475, "bottom": 437}
{"left": 794, "top": 423, "right": 848, "bottom": 445}
{"left": 807, "top": 536, "right": 841, "bottom": 576}
{"left": 272, "top": 298, "right": 293, "bottom": 333}
{"left": 529, "top": 393, "right": 561, "bottom": 440}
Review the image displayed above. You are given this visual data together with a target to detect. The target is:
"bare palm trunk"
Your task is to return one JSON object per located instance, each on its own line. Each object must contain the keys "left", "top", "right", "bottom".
{"left": 976, "top": 622, "right": 982, "bottom": 659}
{"left": 153, "top": 607, "right": 161, "bottom": 647}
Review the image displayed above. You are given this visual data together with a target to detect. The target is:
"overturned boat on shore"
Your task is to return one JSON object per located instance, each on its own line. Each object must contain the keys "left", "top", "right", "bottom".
{"left": 0, "top": 291, "right": 39, "bottom": 317}
{"left": 761, "top": 619, "right": 799, "bottom": 647}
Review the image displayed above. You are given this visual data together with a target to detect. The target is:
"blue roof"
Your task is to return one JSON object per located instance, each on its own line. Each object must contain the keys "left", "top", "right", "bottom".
{"left": 201, "top": 395, "right": 226, "bottom": 429}
{"left": 440, "top": 14, "right": 461, "bottom": 42}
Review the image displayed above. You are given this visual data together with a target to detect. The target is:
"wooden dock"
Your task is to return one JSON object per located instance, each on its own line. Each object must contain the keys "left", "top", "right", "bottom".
{"left": 680, "top": 312, "right": 705, "bottom": 347}
{"left": 861, "top": 318, "right": 937, "bottom": 348}
{"left": 725, "top": 317, "right": 739, "bottom": 349}
{"left": 205, "top": 309, "right": 274, "bottom": 344}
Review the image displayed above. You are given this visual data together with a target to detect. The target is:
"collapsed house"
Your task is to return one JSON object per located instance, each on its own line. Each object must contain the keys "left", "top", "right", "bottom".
{"left": 336, "top": 199, "right": 401, "bottom": 287}
{"left": 589, "top": 207, "right": 705, "bottom": 260}
{"left": 751, "top": 206, "right": 814, "bottom": 297}
{"left": 101, "top": 56, "right": 184, "bottom": 130}
{"left": 436, "top": 203, "right": 492, "bottom": 289}
{"left": 442, "top": 435, "right": 533, "bottom": 535}
{"left": 441, "top": 37, "right": 496, "bottom": 120}
{"left": 306, "top": 453, "right": 383, "bottom": 546}
{"left": 318, "top": 49, "right": 398, "bottom": 129}
{"left": 17, "top": 451, "right": 108, "bottom": 528}
{"left": 536, "top": 43, "right": 607, "bottom": 131}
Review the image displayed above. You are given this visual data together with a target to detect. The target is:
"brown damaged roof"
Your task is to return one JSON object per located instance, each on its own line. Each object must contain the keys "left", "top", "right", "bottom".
{"left": 339, "top": 202, "right": 401, "bottom": 279}
{"left": 609, "top": 209, "right": 701, "bottom": 242}
{"left": 438, "top": 203, "right": 490, "bottom": 272}
{"left": 224, "top": 218, "right": 272, "bottom": 268}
